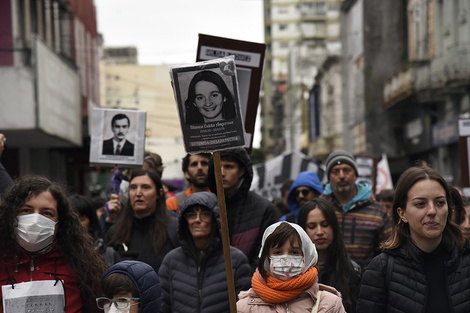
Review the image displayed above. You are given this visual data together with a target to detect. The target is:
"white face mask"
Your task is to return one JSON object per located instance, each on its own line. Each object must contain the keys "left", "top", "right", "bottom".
{"left": 105, "top": 306, "right": 129, "bottom": 313}
{"left": 15, "top": 214, "right": 57, "bottom": 252}
{"left": 269, "top": 255, "right": 305, "bottom": 280}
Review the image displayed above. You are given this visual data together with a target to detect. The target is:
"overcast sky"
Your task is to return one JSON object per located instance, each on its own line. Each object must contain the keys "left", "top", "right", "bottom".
{"left": 95, "top": 0, "right": 265, "bottom": 65}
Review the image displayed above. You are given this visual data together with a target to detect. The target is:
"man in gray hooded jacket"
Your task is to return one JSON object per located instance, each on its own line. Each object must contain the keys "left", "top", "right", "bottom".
{"left": 158, "top": 192, "right": 251, "bottom": 313}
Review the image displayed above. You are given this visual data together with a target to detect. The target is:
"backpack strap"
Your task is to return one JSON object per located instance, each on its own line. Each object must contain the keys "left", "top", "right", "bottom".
{"left": 175, "top": 191, "right": 187, "bottom": 211}
{"left": 311, "top": 290, "right": 322, "bottom": 313}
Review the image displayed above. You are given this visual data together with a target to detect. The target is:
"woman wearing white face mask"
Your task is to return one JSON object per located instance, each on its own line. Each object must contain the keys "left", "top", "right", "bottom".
{"left": 0, "top": 175, "right": 106, "bottom": 313}
{"left": 237, "top": 222, "right": 345, "bottom": 313}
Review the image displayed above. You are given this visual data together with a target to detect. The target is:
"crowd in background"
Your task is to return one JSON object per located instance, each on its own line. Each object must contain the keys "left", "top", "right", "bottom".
{"left": 1, "top": 133, "right": 470, "bottom": 312}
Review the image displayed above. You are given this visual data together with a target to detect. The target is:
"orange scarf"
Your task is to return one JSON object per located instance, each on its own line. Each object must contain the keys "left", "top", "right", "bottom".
{"left": 252, "top": 267, "right": 318, "bottom": 303}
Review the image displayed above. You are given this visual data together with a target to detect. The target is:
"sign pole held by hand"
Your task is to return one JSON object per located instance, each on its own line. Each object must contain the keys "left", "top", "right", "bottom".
{"left": 213, "top": 151, "right": 237, "bottom": 313}
{"left": 105, "top": 165, "right": 123, "bottom": 214}
{"left": 169, "top": 57, "right": 249, "bottom": 313}
{"left": 112, "top": 165, "right": 122, "bottom": 194}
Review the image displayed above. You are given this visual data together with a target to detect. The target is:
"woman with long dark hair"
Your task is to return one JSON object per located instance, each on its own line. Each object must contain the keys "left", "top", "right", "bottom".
{"left": 184, "top": 70, "right": 237, "bottom": 124}
{"left": 357, "top": 164, "right": 470, "bottom": 313}
{"left": 0, "top": 175, "right": 106, "bottom": 312}
{"left": 297, "top": 198, "right": 362, "bottom": 313}
{"left": 107, "top": 169, "right": 178, "bottom": 272}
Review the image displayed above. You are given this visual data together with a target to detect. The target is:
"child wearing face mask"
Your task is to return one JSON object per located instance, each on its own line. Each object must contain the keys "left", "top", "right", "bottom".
{"left": 237, "top": 222, "right": 345, "bottom": 313}
{"left": 97, "top": 260, "right": 161, "bottom": 313}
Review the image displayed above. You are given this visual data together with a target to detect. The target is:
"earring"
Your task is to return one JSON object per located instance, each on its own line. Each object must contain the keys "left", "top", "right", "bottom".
{"left": 402, "top": 219, "right": 408, "bottom": 223}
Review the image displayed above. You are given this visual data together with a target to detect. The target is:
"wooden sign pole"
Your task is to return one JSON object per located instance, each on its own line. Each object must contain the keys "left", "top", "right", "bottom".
{"left": 213, "top": 151, "right": 237, "bottom": 313}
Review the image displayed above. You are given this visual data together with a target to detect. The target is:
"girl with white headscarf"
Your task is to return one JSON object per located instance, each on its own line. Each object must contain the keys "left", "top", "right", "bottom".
{"left": 237, "top": 222, "right": 345, "bottom": 313}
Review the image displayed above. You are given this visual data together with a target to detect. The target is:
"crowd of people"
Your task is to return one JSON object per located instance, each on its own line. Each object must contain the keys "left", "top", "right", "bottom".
{"left": 1, "top": 138, "right": 470, "bottom": 312}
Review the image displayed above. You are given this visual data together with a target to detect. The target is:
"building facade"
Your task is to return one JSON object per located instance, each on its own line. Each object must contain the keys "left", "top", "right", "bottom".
{"left": 383, "top": 0, "right": 470, "bottom": 186}
{"left": 0, "top": 0, "right": 100, "bottom": 194}
{"left": 261, "top": 0, "right": 342, "bottom": 159}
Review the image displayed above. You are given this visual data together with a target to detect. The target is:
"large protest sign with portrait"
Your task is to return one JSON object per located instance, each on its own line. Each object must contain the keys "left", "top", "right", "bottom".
{"left": 197, "top": 34, "right": 266, "bottom": 154}
{"left": 170, "top": 56, "right": 246, "bottom": 153}
{"left": 89, "top": 108, "right": 146, "bottom": 167}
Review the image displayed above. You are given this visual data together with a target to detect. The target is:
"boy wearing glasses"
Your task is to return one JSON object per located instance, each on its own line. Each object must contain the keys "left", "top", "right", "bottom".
{"left": 97, "top": 260, "right": 161, "bottom": 313}
{"left": 158, "top": 192, "right": 251, "bottom": 313}
{"left": 280, "top": 171, "right": 324, "bottom": 222}
{"left": 320, "top": 150, "right": 392, "bottom": 270}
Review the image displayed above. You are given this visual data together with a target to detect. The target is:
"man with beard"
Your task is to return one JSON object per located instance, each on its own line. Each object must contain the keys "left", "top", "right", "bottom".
{"left": 167, "top": 153, "right": 211, "bottom": 213}
{"left": 320, "top": 150, "right": 392, "bottom": 270}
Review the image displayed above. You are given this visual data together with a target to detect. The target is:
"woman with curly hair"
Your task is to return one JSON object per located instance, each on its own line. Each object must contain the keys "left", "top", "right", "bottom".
{"left": 0, "top": 175, "right": 106, "bottom": 313}
{"left": 106, "top": 169, "right": 178, "bottom": 272}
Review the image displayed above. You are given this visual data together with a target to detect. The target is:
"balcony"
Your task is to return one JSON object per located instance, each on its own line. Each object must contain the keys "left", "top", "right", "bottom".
{"left": 383, "top": 65, "right": 417, "bottom": 109}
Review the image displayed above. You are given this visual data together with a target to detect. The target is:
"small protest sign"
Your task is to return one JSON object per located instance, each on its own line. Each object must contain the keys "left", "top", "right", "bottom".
{"left": 89, "top": 108, "right": 146, "bottom": 167}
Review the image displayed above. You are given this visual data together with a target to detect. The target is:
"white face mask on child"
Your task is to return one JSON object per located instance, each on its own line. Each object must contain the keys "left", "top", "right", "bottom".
{"left": 105, "top": 306, "right": 129, "bottom": 313}
{"left": 269, "top": 255, "right": 305, "bottom": 279}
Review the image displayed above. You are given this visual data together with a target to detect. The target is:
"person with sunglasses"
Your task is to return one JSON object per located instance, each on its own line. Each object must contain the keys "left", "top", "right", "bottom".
{"left": 158, "top": 192, "right": 251, "bottom": 313}
{"left": 97, "top": 260, "right": 161, "bottom": 313}
{"left": 280, "top": 171, "right": 324, "bottom": 222}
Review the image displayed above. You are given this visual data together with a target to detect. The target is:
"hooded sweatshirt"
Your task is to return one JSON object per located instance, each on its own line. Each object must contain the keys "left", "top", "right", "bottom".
{"left": 321, "top": 181, "right": 392, "bottom": 269}
{"left": 158, "top": 192, "right": 251, "bottom": 313}
{"left": 281, "top": 171, "right": 324, "bottom": 222}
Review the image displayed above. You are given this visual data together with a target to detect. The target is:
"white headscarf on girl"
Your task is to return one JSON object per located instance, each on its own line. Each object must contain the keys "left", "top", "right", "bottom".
{"left": 259, "top": 221, "right": 318, "bottom": 275}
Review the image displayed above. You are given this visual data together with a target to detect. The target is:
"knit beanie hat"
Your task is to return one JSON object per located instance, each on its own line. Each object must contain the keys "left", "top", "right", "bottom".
{"left": 325, "top": 150, "right": 358, "bottom": 180}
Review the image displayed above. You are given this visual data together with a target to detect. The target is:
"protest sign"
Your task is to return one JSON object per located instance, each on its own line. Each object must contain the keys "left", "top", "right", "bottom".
{"left": 89, "top": 108, "right": 146, "bottom": 167}
{"left": 170, "top": 56, "right": 246, "bottom": 153}
{"left": 197, "top": 34, "right": 266, "bottom": 153}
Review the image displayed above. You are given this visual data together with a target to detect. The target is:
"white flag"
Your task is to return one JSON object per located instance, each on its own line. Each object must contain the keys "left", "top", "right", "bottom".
{"left": 376, "top": 153, "right": 393, "bottom": 193}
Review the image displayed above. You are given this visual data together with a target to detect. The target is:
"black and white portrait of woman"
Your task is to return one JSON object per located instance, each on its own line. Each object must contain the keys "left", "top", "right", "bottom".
{"left": 170, "top": 56, "right": 246, "bottom": 153}
{"left": 184, "top": 70, "right": 237, "bottom": 125}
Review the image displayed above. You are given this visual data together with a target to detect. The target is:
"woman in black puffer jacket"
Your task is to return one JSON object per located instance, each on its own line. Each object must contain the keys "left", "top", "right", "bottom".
{"left": 158, "top": 192, "right": 251, "bottom": 313}
{"left": 357, "top": 164, "right": 470, "bottom": 313}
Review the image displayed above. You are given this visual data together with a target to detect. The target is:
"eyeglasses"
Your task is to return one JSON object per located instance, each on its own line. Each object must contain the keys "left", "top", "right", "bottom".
{"left": 185, "top": 211, "right": 212, "bottom": 222}
{"left": 96, "top": 297, "right": 140, "bottom": 311}
{"left": 294, "top": 189, "right": 312, "bottom": 198}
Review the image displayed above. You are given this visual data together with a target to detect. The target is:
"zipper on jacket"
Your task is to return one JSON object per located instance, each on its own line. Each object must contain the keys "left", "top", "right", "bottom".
{"left": 197, "top": 266, "right": 202, "bottom": 313}
{"left": 285, "top": 302, "right": 290, "bottom": 313}
{"left": 29, "top": 257, "right": 34, "bottom": 281}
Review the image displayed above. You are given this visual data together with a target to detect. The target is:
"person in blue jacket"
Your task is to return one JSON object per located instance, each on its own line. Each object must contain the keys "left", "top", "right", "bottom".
{"left": 97, "top": 260, "right": 161, "bottom": 313}
{"left": 280, "top": 171, "right": 324, "bottom": 222}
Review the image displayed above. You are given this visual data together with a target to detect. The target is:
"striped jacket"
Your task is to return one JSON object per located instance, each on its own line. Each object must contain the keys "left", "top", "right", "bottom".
{"left": 321, "top": 182, "right": 392, "bottom": 270}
